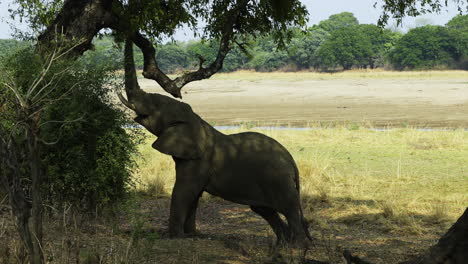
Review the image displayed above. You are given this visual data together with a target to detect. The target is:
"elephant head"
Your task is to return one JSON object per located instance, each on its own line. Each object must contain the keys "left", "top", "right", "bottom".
{"left": 117, "top": 40, "right": 208, "bottom": 160}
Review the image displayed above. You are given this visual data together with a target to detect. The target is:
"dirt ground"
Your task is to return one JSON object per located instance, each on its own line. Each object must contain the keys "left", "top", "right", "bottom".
{"left": 140, "top": 74, "right": 468, "bottom": 127}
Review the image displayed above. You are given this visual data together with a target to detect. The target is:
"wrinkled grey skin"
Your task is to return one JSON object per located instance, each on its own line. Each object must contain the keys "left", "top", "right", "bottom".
{"left": 119, "top": 40, "right": 311, "bottom": 244}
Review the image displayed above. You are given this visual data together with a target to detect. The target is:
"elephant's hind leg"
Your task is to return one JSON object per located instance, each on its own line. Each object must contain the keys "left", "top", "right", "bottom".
{"left": 250, "top": 206, "right": 290, "bottom": 244}
{"left": 283, "top": 209, "right": 308, "bottom": 245}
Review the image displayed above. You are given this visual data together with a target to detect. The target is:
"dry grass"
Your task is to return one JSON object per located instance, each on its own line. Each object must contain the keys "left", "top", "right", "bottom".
{"left": 134, "top": 125, "right": 468, "bottom": 234}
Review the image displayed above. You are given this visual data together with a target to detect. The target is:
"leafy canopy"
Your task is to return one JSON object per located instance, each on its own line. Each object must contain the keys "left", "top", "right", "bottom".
{"left": 12, "top": 0, "right": 308, "bottom": 45}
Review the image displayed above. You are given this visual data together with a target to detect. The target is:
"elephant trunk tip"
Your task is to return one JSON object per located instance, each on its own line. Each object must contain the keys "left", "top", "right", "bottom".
{"left": 117, "top": 91, "right": 136, "bottom": 111}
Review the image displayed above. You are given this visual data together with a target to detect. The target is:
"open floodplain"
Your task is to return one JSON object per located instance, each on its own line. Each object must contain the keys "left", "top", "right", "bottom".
{"left": 1, "top": 70, "right": 467, "bottom": 263}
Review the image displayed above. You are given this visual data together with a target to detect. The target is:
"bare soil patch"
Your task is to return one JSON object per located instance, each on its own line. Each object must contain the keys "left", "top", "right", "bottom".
{"left": 140, "top": 73, "right": 468, "bottom": 127}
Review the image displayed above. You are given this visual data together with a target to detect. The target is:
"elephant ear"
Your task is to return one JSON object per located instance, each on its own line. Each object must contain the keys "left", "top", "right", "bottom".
{"left": 152, "top": 122, "right": 202, "bottom": 159}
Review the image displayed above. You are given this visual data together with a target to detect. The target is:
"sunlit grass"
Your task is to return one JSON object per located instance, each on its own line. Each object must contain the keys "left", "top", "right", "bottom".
{"left": 133, "top": 125, "right": 468, "bottom": 233}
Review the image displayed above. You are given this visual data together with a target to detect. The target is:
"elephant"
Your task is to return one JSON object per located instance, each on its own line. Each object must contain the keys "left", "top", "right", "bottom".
{"left": 118, "top": 40, "right": 312, "bottom": 244}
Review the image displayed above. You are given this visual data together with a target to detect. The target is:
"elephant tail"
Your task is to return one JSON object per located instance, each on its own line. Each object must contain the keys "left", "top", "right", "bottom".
{"left": 293, "top": 161, "right": 313, "bottom": 241}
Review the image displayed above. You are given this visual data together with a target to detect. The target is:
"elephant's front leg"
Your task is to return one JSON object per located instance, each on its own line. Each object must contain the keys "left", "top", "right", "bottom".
{"left": 169, "top": 181, "right": 203, "bottom": 237}
{"left": 184, "top": 193, "right": 202, "bottom": 234}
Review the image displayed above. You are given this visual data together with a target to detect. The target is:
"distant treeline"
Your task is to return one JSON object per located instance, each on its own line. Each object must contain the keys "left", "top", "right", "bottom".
{"left": 1, "top": 12, "right": 467, "bottom": 72}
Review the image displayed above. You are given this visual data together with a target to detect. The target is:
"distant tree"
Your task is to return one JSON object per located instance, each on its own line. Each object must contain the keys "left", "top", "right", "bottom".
{"left": 80, "top": 37, "right": 122, "bottom": 68}
{"left": 316, "top": 25, "right": 372, "bottom": 70}
{"left": 186, "top": 40, "right": 219, "bottom": 70}
{"left": 0, "top": 39, "right": 28, "bottom": 57}
{"left": 288, "top": 28, "right": 329, "bottom": 69}
{"left": 446, "top": 14, "right": 468, "bottom": 69}
{"left": 156, "top": 43, "right": 189, "bottom": 73}
{"left": 247, "top": 34, "right": 290, "bottom": 71}
{"left": 358, "top": 24, "right": 401, "bottom": 68}
{"left": 389, "top": 25, "right": 459, "bottom": 69}
{"left": 247, "top": 49, "right": 289, "bottom": 71}
{"left": 316, "top": 12, "right": 359, "bottom": 32}
{"left": 446, "top": 14, "right": 468, "bottom": 32}
{"left": 222, "top": 46, "right": 251, "bottom": 72}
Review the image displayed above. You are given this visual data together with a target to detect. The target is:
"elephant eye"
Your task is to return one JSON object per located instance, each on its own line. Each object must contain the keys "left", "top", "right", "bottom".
{"left": 134, "top": 114, "right": 150, "bottom": 123}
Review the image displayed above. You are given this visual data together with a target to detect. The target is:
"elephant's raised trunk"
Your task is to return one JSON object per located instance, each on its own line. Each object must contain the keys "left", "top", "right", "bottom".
{"left": 124, "top": 38, "right": 142, "bottom": 100}
{"left": 117, "top": 38, "right": 144, "bottom": 111}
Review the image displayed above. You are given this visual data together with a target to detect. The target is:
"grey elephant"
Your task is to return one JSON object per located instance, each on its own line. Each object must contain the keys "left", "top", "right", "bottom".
{"left": 118, "top": 40, "right": 311, "bottom": 244}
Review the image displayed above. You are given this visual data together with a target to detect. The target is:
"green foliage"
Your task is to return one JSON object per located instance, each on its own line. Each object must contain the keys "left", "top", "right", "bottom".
{"left": 316, "top": 26, "right": 372, "bottom": 70}
{"left": 186, "top": 40, "right": 219, "bottom": 69}
{"left": 389, "top": 25, "right": 460, "bottom": 69}
{"left": 1, "top": 44, "right": 140, "bottom": 211}
{"left": 446, "top": 15, "right": 468, "bottom": 69}
{"left": 316, "top": 12, "right": 359, "bottom": 32}
{"left": 222, "top": 46, "right": 251, "bottom": 72}
{"left": 12, "top": 0, "right": 308, "bottom": 47}
{"left": 288, "top": 28, "right": 329, "bottom": 69}
{"left": 358, "top": 24, "right": 401, "bottom": 68}
{"left": 156, "top": 43, "right": 189, "bottom": 73}
{"left": 3, "top": 12, "right": 466, "bottom": 73}
{"left": 0, "top": 39, "right": 28, "bottom": 58}
{"left": 42, "top": 60, "right": 140, "bottom": 211}
{"left": 247, "top": 50, "right": 289, "bottom": 71}
{"left": 80, "top": 37, "right": 121, "bottom": 68}
{"left": 377, "top": 0, "right": 468, "bottom": 27}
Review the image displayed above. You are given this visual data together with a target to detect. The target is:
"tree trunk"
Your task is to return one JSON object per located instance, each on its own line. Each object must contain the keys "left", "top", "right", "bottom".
{"left": 403, "top": 208, "right": 468, "bottom": 264}
{"left": 28, "top": 124, "right": 44, "bottom": 264}
{"left": 0, "top": 133, "right": 37, "bottom": 262}
{"left": 37, "top": 0, "right": 116, "bottom": 57}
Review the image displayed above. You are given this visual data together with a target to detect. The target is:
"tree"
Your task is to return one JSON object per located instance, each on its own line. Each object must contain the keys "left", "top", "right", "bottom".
{"left": 316, "top": 25, "right": 373, "bottom": 70}
{"left": 316, "top": 12, "right": 359, "bottom": 32}
{"left": 1, "top": 42, "right": 140, "bottom": 264}
{"left": 446, "top": 14, "right": 468, "bottom": 69}
{"left": 377, "top": 0, "right": 468, "bottom": 27}
{"left": 10, "top": 0, "right": 308, "bottom": 98}
{"left": 358, "top": 24, "right": 400, "bottom": 69}
{"left": 0, "top": 43, "right": 82, "bottom": 264}
{"left": 389, "top": 25, "right": 459, "bottom": 69}
{"left": 156, "top": 43, "right": 189, "bottom": 73}
{"left": 288, "top": 28, "right": 329, "bottom": 70}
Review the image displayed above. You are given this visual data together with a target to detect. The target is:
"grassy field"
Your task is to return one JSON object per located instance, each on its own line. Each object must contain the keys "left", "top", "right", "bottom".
{"left": 134, "top": 125, "right": 467, "bottom": 232}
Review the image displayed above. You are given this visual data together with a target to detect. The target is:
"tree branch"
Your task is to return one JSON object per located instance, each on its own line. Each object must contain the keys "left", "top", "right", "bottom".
{"left": 131, "top": 0, "right": 249, "bottom": 98}
{"left": 37, "top": 0, "right": 117, "bottom": 57}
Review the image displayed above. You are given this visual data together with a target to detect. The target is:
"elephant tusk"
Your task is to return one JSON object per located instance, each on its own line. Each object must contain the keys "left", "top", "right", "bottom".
{"left": 117, "top": 91, "right": 136, "bottom": 111}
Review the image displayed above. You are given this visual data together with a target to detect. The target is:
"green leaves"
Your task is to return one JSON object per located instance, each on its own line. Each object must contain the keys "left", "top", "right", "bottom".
{"left": 376, "top": 0, "right": 467, "bottom": 27}
{"left": 389, "top": 23, "right": 465, "bottom": 69}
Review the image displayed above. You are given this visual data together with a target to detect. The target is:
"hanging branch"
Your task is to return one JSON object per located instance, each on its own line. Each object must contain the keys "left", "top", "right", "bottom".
{"left": 130, "top": 0, "right": 249, "bottom": 98}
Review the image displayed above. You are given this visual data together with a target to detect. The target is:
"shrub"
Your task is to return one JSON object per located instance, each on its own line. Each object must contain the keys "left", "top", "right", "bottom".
{"left": 41, "top": 55, "right": 142, "bottom": 211}
{"left": 1, "top": 44, "right": 141, "bottom": 212}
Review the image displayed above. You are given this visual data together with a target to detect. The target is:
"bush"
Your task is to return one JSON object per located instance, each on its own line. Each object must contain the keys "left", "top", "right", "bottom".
{"left": 1, "top": 44, "right": 141, "bottom": 212}
{"left": 42, "top": 56, "right": 141, "bottom": 211}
